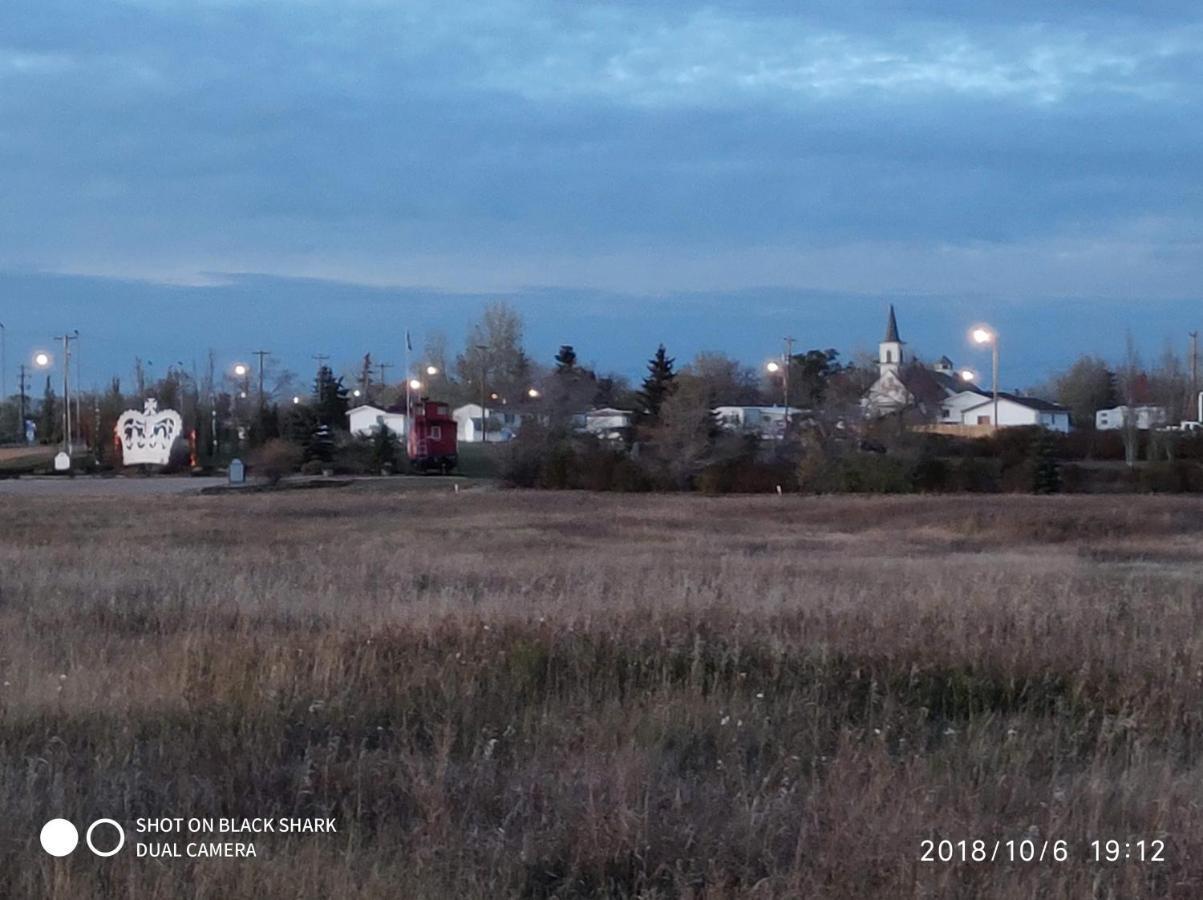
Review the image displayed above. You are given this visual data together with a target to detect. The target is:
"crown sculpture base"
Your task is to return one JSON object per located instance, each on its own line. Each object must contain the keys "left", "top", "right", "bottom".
{"left": 116, "top": 398, "right": 183, "bottom": 467}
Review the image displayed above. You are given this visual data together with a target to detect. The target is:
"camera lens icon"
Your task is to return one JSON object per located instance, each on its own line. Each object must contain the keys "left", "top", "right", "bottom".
{"left": 40, "top": 819, "right": 79, "bottom": 857}
{"left": 86, "top": 819, "right": 126, "bottom": 857}
{"left": 40, "top": 818, "right": 125, "bottom": 857}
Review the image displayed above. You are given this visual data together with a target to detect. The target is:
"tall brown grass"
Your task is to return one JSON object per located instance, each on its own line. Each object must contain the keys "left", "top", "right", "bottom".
{"left": 3, "top": 489, "right": 1203, "bottom": 897}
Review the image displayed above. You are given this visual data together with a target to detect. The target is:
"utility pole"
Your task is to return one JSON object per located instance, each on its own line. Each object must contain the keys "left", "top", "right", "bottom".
{"left": 782, "top": 336, "right": 795, "bottom": 410}
{"left": 377, "top": 361, "right": 393, "bottom": 388}
{"left": 253, "top": 350, "right": 271, "bottom": 410}
{"left": 53, "top": 332, "right": 78, "bottom": 455}
{"left": 72, "top": 331, "right": 81, "bottom": 450}
{"left": 0, "top": 321, "right": 6, "bottom": 440}
{"left": 782, "top": 335, "right": 796, "bottom": 434}
{"left": 1190, "top": 331, "right": 1198, "bottom": 420}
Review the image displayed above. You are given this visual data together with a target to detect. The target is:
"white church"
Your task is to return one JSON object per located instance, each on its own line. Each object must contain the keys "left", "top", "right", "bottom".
{"left": 863, "top": 307, "right": 1070, "bottom": 432}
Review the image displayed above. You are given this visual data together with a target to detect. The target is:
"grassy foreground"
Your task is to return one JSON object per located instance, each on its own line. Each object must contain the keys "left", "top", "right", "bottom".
{"left": 2, "top": 489, "right": 1203, "bottom": 897}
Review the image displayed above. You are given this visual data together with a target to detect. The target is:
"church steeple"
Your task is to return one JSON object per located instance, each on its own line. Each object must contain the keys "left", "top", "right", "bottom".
{"left": 884, "top": 305, "right": 900, "bottom": 343}
{"left": 879, "top": 305, "right": 904, "bottom": 377}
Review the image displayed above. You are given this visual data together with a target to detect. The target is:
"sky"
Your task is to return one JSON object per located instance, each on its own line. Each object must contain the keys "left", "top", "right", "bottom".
{"left": 2, "top": 1, "right": 1202, "bottom": 390}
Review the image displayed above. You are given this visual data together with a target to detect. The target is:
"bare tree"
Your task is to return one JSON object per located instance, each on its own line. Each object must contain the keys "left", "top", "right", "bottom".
{"left": 1118, "top": 331, "right": 1142, "bottom": 467}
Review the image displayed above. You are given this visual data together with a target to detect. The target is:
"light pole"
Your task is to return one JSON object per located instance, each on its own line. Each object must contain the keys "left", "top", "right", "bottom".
{"left": 765, "top": 360, "right": 784, "bottom": 404}
{"left": 33, "top": 350, "right": 52, "bottom": 446}
{"left": 18, "top": 363, "right": 28, "bottom": 444}
{"left": 233, "top": 363, "right": 249, "bottom": 446}
{"left": 476, "top": 345, "right": 489, "bottom": 443}
{"left": 0, "top": 321, "right": 6, "bottom": 440}
{"left": 971, "top": 326, "right": 999, "bottom": 429}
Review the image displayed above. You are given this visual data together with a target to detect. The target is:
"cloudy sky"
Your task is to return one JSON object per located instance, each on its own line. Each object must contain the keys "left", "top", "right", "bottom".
{"left": 2, "top": 1, "right": 1202, "bottom": 387}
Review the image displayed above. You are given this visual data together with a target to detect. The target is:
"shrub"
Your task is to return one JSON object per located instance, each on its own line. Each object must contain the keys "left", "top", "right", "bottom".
{"left": 802, "top": 454, "right": 916, "bottom": 494}
{"left": 1140, "top": 461, "right": 1203, "bottom": 493}
{"left": 333, "top": 436, "right": 375, "bottom": 475}
{"left": 248, "top": 438, "right": 303, "bottom": 484}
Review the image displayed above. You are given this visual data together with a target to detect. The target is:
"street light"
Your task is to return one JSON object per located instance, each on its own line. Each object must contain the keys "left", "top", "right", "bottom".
{"left": 34, "top": 351, "right": 52, "bottom": 369}
{"left": 959, "top": 369, "right": 976, "bottom": 383}
{"left": 527, "top": 387, "right": 540, "bottom": 399}
{"left": 765, "top": 360, "right": 781, "bottom": 374}
{"left": 970, "top": 325, "right": 999, "bottom": 428}
{"left": 292, "top": 395, "right": 302, "bottom": 405}
{"left": 425, "top": 365, "right": 438, "bottom": 376}
{"left": 409, "top": 378, "right": 422, "bottom": 392}
{"left": 233, "top": 363, "right": 248, "bottom": 377}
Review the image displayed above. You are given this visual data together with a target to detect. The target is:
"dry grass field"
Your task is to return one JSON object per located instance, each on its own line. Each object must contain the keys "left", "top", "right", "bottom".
{"left": 3, "top": 487, "right": 1203, "bottom": 897}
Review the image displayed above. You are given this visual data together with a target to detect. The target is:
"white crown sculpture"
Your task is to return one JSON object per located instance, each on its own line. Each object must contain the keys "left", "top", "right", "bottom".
{"left": 115, "top": 398, "right": 183, "bottom": 466}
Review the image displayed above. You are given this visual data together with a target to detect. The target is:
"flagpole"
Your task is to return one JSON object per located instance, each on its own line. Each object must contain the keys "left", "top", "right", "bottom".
{"left": 404, "top": 329, "right": 412, "bottom": 421}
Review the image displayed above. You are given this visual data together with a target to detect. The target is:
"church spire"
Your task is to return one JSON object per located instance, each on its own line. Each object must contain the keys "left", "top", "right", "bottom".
{"left": 878, "top": 305, "right": 904, "bottom": 377}
{"left": 884, "top": 304, "right": 900, "bottom": 343}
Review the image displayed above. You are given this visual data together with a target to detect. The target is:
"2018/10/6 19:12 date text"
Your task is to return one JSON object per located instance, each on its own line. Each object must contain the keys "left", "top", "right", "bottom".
{"left": 919, "top": 838, "right": 1166, "bottom": 863}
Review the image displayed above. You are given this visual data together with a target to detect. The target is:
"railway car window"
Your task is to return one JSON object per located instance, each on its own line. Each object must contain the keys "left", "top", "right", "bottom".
{"left": 431, "top": 426, "right": 441, "bottom": 439}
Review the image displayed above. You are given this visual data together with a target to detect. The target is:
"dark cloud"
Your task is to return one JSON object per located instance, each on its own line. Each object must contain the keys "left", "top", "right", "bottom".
{"left": 1, "top": 1, "right": 1201, "bottom": 370}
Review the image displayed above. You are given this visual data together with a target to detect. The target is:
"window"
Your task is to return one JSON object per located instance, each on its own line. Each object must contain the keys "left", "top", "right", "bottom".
{"left": 430, "top": 426, "right": 441, "bottom": 440}
{"left": 941, "top": 408, "right": 950, "bottom": 418}
{"left": 977, "top": 415, "right": 990, "bottom": 425}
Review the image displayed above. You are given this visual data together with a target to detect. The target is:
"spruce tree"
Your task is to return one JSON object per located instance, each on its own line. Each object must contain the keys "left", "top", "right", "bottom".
{"left": 637, "top": 344, "right": 676, "bottom": 423}
{"left": 312, "top": 366, "right": 350, "bottom": 429}
{"left": 1031, "top": 430, "right": 1062, "bottom": 494}
{"left": 555, "top": 345, "right": 578, "bottom": 373}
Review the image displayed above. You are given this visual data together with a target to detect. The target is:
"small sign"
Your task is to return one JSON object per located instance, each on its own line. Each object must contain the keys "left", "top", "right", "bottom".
{"left": 229, "top": 458, "right": 246, "bottom": 485}
{"left": 54, "top": 452, "right": 71, "bottom": 472}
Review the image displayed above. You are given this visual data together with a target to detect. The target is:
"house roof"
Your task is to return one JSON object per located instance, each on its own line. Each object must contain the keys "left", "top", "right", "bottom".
{"left": 961, "top": 392, "right": 1068, "bottom": 413}
{"left": 587, "top": 407, "right": 633, "bottom": 417}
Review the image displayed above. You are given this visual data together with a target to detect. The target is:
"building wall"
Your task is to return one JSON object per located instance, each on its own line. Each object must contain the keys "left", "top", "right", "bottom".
{"left": 347, "top": 407, "right": 408, "bottom": 437}
{"left": 958, "top": 399, "right": 1070, "bottom": 433}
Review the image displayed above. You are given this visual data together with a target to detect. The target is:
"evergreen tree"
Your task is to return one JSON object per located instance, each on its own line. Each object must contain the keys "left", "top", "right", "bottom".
{"left": 372, "top": 422, "right": 401, "bottom": 472}
{"left": 555, "top": 345, "right": 578, "bottom": 373}
{"left": 308, "top": 424, "right": 336, "bottom": 463}
{"left": 1031, "top": 430, "right": 1062, "bottom": 494}
{"left": 637, "top": 344, "right": 676, "bottom": 423}
{"left": 283, "top": 403, "right": 317, "bottom": 446}
{"left": 312, "top": 366, "right": 350, "bottom": 429}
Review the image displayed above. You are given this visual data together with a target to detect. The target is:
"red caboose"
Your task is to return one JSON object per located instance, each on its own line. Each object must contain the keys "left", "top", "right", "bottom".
{"left": 408, "top": 399, "right": 458, "bottom": 473}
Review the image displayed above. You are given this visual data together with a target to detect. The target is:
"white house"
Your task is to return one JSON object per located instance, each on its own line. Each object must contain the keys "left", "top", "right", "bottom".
{"left": 1095, "top": 405, "right": 1168, "bottom": 431}
{"left": 713, "top": 405, "right": 803, "bottom": 440}
{"left": 346, "top": 404, "right": 408, "bottom": 437}
{"left": 579, "top": 408, "right": 633, "bottom": 440}
{"left": 453, "top": 404, "right": 530, "bottom": 443}
{"left": 952, "top": 393, "right": 1071, "bottom": 432}
{"left": 938, "top": 390, "right": 992, "bottom": 425}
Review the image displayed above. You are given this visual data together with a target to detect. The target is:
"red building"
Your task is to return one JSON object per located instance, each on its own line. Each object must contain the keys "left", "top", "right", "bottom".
{"left": 407, "top": 399, "right": 458, "bottom": 473}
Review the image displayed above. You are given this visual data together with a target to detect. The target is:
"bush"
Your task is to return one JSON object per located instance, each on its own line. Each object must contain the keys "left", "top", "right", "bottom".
{"left": 1140, "top": 461, "right": 1203, "bottom": 493}
{"left": 332, "top": 437, "right": 375, "bottom": 475}
{"left": 802, "top": 454, "right": 916, "bottom": 494}
{"left": 248, "top": 439, "right": 303, "bottom": 484}
{"left": 502, "top": 424, "right": 654, "bottom": 491}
